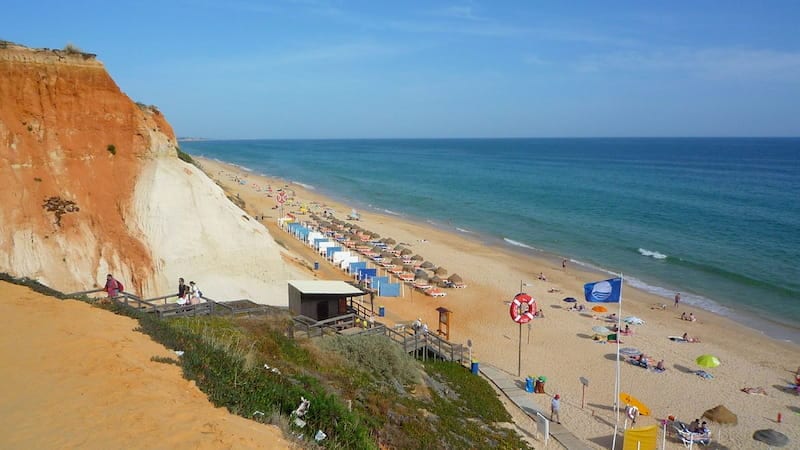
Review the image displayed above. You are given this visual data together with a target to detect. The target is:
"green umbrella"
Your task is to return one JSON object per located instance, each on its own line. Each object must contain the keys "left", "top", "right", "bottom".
{"left": 696, "top": 355, "right": 720, "bottom": 368}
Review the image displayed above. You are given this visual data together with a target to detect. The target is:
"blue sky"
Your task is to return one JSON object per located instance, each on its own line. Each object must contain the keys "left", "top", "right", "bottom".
{"left": 4, "top": 1, "right": 800, "bottom": 138}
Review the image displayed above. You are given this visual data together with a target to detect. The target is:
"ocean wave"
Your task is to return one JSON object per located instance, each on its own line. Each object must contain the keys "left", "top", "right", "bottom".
{"left": 624, "top": 276, "right": 732, "bottom": 316}
{"left": 456, "top": 227, "right": 472, "bottom": 233}
{"left": 503, "top": 238, "right": 535, "bottom": 250}
{"left": 292, "top": 181, "right": 315, "bottom": 190}
{"left": 638, "top": 248, "right": 668, "bottom": 260}
{"left": 236, "top": 164, "right": 253, "bottom": 172}
{"left": 383, "top": 209, "right": 401, "bottom": 216}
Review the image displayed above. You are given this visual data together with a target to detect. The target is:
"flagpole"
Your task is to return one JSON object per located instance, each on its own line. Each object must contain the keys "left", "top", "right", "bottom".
{"left": 611, "top": 274, "right": 623, "bottom": 450}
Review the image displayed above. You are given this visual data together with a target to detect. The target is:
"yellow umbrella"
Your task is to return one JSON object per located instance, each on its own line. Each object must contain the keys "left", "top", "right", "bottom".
{"left": 619, "top": 392, "right": 650, "bottom": 416}
{"left": 592, "top": 305, "right": 608, "bottom": 313}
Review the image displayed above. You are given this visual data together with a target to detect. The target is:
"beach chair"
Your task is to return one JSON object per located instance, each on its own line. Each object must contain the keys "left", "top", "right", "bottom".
{"left": 673, "top": 422, "right": 711, "bottom": 447}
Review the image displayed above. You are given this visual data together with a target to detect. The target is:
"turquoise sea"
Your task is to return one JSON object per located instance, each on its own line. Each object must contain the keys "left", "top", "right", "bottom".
{"left": 181, "top": 138, "right": 800, "bottom": 342}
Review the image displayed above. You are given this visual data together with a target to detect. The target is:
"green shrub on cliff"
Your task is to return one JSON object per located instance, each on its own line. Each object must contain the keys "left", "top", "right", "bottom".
{"left": 176, "top": 146, "right": 195, "bottom": 165}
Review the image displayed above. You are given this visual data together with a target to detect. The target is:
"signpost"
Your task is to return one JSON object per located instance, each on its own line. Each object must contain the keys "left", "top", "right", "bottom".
{"left": 580, "top": 376, "right": 589, "bottom": 409}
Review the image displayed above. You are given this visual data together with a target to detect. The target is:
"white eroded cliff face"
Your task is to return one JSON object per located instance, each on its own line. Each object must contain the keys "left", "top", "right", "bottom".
{"left": 131, "top": 157, "right": 289, "bottom": 305}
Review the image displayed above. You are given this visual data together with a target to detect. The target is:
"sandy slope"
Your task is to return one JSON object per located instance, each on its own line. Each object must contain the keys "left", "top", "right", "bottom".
{"left": 0, "top": 282, "right": 289, "bottom": 449}
{"left": 200, "top": 157, "right": 800, "bottom": 450}
{"left": 131, "top": 157, "right": 290, "bottom": 305}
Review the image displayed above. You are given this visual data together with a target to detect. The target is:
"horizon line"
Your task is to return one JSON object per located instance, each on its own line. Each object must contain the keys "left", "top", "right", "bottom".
{"left": 178, "top": 136, "right": 800, "bottom": 142}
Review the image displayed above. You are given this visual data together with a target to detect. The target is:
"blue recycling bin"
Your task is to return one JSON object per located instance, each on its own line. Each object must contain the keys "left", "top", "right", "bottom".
{"left": 378, "top": 306, "right": 385, "bottom": 317}
{"left": 313, "top": 261, "right": 319, "bottom": 270}
{"left": 525, "top": 377, "right": 534, "bottom": 393}
{"left": 471, "top": 360, "right": 480, "bottom": 375}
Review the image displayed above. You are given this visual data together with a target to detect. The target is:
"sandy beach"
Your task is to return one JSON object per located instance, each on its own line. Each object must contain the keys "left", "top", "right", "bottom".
{"left": 199, "top": 156, "right": 800, "bottom": 449}
{"left": 0, "top": 282, "right": 289, "bottom": 449}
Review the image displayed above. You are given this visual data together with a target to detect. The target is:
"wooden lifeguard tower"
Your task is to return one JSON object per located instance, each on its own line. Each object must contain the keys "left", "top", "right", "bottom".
{"left": 436, "top": 306, "right": 452, "bottom": 340}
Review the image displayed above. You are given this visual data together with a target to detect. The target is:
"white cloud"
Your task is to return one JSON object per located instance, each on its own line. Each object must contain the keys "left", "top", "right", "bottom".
{"left": 575, "top": 47, "right": 800, "bottom": 81}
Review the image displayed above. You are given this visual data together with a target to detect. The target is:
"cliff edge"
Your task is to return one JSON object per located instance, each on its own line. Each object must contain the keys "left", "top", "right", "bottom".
{"left": 0, "top": 42, "right": 288, "bottom": 303}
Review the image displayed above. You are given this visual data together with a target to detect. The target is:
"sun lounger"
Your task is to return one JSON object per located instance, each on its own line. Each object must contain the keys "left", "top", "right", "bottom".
{"left": 425, "top": 288, "right": 447, "bottom": 298}
{"left": 672, "top": 421, "right": 711, "bottom": 447}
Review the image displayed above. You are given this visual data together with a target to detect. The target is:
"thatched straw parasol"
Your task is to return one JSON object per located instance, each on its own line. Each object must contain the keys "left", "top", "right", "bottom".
{"left": 702, "top": 405, "right": 738, "bottom": 425}
{"left": 420, "top": 261, "right": 434, "bottom": 269}
{"left": 414, "top": 270, "right": 429, "bottom": 280}
{"left": 430, "top": 275, "right": 444, "bottom": 286}
{"left": 448, "top": 273, "right": 463, "bottom": 283}
{"left": 400, "top": 248, "right": 413, "bottom": 256}
{"left": 392, "top": 257, "right": 404, "bottom": 266}
{"left": 370, "top": 231, "right": 380, "bottom": 238}
{"left": 394, "top": 244, "right": 405, "bottom": 250}
{"left": 383, "top": 237, "right": 396, "bottom": 245}
{"left": 411, "top": 254, "right": 424, "bottom": 261}
{"left": 434, "top": 267, "right": 448, "bottom": 276}
{"left": 403, "top": 263, "right": 415, "bottom": 271}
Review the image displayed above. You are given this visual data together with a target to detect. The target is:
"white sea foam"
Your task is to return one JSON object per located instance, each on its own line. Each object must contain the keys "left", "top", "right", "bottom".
{"left": 503, "top": 238, "right": 535, "bottom": 250}
{"left": 638, "top": 248, "right": 668, "bottom": 260}
{"left": 624, "top": 276, "right": 732, "bottom": 316}
{"left": 292, "top": 181, "right": 315, "bottom": 190}
{"left": 237, "top": 164, "right": 253, "bottom": 172}
{"left": 383, "top": 209, "right": 401, "bottom": 216}
{"left": 456, "top": 227, "right": 472, "bottom": 233}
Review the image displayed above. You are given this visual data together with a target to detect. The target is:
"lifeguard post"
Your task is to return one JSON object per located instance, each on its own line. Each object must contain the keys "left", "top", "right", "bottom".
{"left": 436, "top": 306, "right": 452, "bottom": 340}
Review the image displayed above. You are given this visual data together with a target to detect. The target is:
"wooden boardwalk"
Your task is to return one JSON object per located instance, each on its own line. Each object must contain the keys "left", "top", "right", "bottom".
{"left": 66, "top": 289, "right": 285, "bottom": 320}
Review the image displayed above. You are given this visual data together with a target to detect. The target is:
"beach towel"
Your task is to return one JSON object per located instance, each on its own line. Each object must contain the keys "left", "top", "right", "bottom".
{"left": 695, "top": 370, "right": 714, "bottom": 379}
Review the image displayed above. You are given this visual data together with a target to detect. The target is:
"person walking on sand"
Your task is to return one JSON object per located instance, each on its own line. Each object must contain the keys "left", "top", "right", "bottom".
{"left": 551, "top": 394, "right": 561, "bottom": 424}
{"left": 562, "top": 259, "right": 567, "bottom": 271}
{"left": 674, "top": 292, "right": 681, "bottom": 307}
{"left": 104, "top": 273, "right": 123, "bottom": 299}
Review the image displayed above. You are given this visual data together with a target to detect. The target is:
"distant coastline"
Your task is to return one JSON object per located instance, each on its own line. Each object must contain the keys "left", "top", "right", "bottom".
{"left": 177, "top": 137, "right": 209, "bottom": 142}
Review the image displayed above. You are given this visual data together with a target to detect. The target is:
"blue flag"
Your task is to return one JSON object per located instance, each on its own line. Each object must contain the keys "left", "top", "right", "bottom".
{"left": 584, "top": 278, "right": 622, "bottom": 303}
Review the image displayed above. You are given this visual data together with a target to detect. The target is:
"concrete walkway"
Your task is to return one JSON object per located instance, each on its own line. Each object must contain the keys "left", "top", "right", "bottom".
{"left": 480, "top": 363, "right": 595, "bottom": 450}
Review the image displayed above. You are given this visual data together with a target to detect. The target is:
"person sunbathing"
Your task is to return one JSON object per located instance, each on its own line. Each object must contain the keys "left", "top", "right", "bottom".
{"left": 656, "top": 359, "right": 665, "bottom": 371}
{"left": 682, "top": 332, "right": 701, "bottom": 343}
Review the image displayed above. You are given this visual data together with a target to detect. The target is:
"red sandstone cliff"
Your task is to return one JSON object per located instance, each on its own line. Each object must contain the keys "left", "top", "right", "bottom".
{"left": 0, "top": 42, "right": 177, "bottom": 293}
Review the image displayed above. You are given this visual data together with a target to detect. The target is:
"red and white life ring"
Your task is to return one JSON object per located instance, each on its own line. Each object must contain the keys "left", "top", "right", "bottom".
{"left": 510, "top": 293, "right": 537, "bottom": 324}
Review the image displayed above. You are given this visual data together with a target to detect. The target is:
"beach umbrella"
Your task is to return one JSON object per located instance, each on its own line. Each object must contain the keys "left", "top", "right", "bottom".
{"left": 392, "top": 257, "right": 404, "bottom": 266}
{"left": 591, "top": 305, "right": 608, "bottom": 313}
{"left": 562, "top": 297, "right": 577, "bottom": 303}
{"left": 411, "top": 254, "right": 424, "bottom": 261}
{"left": 623, "top": 316, "right": 645, "bottom": 325}
{"left": 403, "top": 263, "right": 415, "bottom": 271}
{"left": 383, "top": 237, "right": 396, "bottom": 245}
{"left": 753, "top": 429, "right": 789, "bottom": 447}
{"left": 414, "top": 270, "right": 429, "bottom": 281}
{"left": 702, "top": 405, "right": 737, "bottom": 425}
{"left": 430, "top": 275, "right": 444, "bottom": 286}
{"left": 434, "top": 267, "right": 448, "bottom": 276}
{"left": 447, "top": 274, "right": 463, "bottom": 283}
{"left": 696, "top": 355, "right": 721, "bottom": 368}
{"left": 394, "top": 244, "right": 405, "bottom": 250}
{"left": 619, "top": 392, "right": 650, "bottom": 416}
{"left": 381, "top": 251, "right": 394, "bottom": 258}
{"left": 420, "top": 261, "right": 435, "bottom": 269}
{"left": 619, "top": 347, "right": 642, "bottom": 357}
{"left": 400, "top": 248, "right": 413, "bottom": 256}
{"left": 592, "top": 326, "right": 612, "bottom": 334}
{"left": 370, "top": 232, "right": 380, "bottom": 238}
